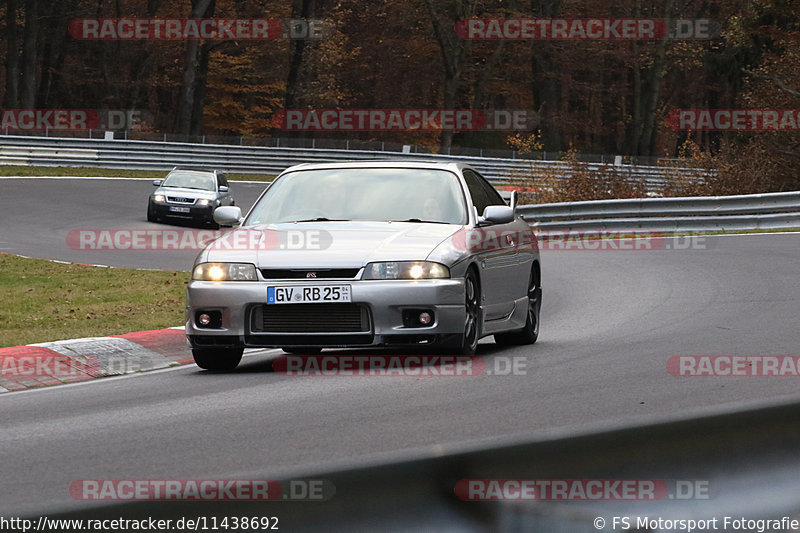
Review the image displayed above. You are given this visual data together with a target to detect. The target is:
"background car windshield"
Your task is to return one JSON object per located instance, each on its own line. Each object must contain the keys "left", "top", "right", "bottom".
{"left": 162, "top": 172, "right": 216, "bottom": 191}
{"left": 246, "top": 168, "right": 466, "bottom": 225}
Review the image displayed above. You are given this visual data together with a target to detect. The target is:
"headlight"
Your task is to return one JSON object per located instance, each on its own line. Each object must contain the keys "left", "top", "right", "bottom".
{"left": 197, "top": 199, "right": 211, "bottom": 206}
{"left": 192, "top": 263, "right": 257, "bottom": 281}
{"left": 153, "top": 194, "right": 165, "bottom": 202}
{"left": 362, "top": 261, "right": 450, "bottom": 280}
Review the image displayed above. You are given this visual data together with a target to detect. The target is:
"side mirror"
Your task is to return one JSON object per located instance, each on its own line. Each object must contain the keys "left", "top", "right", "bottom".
{"left": 510, "top": 190, "right": 518, "bottom": 212}
{"left": 480, "top": 205, "right": 515, "bottom": 225}
{"left": 214, "top": 206, "right": 243, "bottom": 226}
{"left": 152, "top": 179, "right": 163, "bottom": 186}
{"left": 219, "top": 185, "right": 229, "bottom": 193}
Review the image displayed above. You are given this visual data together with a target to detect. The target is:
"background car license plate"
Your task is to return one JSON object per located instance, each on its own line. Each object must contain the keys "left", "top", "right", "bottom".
{"left": 268, "top": 285, "right": 351, "bottom": 304}
{"left": 169, "top": 206, "right": 191, "bottom": 213}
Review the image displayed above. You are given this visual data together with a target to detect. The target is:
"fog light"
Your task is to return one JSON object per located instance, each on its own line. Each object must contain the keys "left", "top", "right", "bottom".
{"left": 419, "top": 312, "right": 432, "bottom": 325}
{"left": 198, "top": 313, "right": 211, "bottom": 326}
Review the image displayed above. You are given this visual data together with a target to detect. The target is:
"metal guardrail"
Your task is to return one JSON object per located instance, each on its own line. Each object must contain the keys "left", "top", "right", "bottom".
{"left": 40, "top": 399, "right": 800, "bottom": 531}
{"left": 519, "top": 191, "right": 800, "bottom": 232}
{"left": 0, "top": 135, "right": 706, "bottom": 191}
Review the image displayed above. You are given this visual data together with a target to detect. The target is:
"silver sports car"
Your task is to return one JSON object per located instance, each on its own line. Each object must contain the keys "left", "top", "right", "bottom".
{"left": 185, "top": 161, "right": 541, "bottom": 370}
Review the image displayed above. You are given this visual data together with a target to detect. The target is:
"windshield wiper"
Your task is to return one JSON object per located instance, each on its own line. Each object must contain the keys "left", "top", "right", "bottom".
{"left": 392, "top": 218, "right": 449, "bottom": 224}
{"left": 291, "top": 217, "right": 351, "bottom": 223}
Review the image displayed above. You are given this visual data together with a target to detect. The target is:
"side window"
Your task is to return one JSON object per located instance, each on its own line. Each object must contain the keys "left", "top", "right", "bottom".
{"left": 475, "top": 172, "right": 505, "bottom": 207}
{"left": 463, "top": 170, "right": 491, "bottom": 215}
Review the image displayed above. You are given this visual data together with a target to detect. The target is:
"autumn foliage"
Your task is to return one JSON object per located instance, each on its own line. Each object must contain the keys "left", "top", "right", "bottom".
{"left": 0, "top": 0, "right": 798, "bottom": 197}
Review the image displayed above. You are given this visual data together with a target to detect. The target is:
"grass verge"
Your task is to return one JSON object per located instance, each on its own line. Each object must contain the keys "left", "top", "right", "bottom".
{"left": 0, "top": 165, "right": 275, "bottom": 181}
{"left": 0, "top": 253, "right": 187, "bottom": 347}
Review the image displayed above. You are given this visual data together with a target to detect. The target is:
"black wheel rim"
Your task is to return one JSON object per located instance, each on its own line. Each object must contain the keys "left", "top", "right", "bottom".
{"left": 464, "top": 274, "right": 479, "bottom": 349}
{"left": 528, "top": 271, "right": 541, "bottom": 336}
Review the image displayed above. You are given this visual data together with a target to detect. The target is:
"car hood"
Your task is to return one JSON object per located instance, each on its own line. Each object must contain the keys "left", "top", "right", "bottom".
{"left": 201, "top": 221, "right": 463, "bottom": 268}
{"left": 156, "top": 187, "right": 217, "bottom": 200}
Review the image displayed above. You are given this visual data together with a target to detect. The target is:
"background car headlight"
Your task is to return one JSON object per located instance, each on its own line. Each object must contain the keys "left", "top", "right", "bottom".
{"left": 192, "top": 263, "right": 257, "bottom": 281}
{"left": 362, "top": 261, "right": 450, "bottom": 280}
{"left": 153, "top": 194, "right": 165, "bottom": 202}
{"left": 197, "top": 199, "right": 211, "bottom": 206}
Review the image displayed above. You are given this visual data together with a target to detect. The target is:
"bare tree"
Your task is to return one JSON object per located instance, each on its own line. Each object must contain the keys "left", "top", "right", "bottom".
{"left": 426, "top": 0, "right": 478, "bottom": 153}
{"left": 4, "top": 0, "right": 19, "bottom": 107}
{"left": 20, "top": 0, "right": 37, "bottom": 109}
{"left": 177, "top": 0, "right": 215, "bottom": 136}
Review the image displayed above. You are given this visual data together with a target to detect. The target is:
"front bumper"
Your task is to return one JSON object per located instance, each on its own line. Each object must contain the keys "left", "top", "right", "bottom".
{"left": 151, "top": 201, "right": 215, "bottom": 222}
{"left": 186, "top": 278, "right": 466, "bottom": 348}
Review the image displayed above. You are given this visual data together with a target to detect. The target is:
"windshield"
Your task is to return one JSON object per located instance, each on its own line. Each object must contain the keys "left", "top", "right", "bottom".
{"left": 161, "top": 171, "right": 216, "bottom": 191}
{"left": 246, "top": 168, "right": 467, "bottom": 225}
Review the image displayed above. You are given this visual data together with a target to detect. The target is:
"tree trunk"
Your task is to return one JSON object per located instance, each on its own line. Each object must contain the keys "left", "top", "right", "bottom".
{"left": 636, "top": 0, "right": 674, "bottom": 155}
{"left": 530, "top": 0, "right": 563, "bottom": 151}
{"left": 4, "top": 0, "right": 19, "bottom": 108}
{"left": 177, "top": 0, "right": 214, "bottom": 136}
{"left": 425, "top": 0, "right": 477, "bottom": 154}
{"left": 285, "top": 0, "right": 324, "bottom": 108}
{"left": 20, "top": 0, "right": 37, "bottom": 109}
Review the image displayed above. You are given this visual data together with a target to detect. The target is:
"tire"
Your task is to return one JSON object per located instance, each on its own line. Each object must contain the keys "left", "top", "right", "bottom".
{"left": 147, "top": 203, "right": 158, "bottom": 222}
{"left": 444, "top": 269, "right": 481, "bottom": 355}
{"left": 281, "top": 347, "right": 323, "bottom": 355}
{"left": 192, "top": 346, "right": 244, "bottom": 371}
{"left": 495, "top": 264, "right": 541, "bottom": 346}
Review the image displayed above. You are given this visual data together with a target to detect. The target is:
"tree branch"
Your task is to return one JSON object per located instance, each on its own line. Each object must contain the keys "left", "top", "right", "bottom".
{"left": 741, "top": 68, "right": 800, "bottom": 99}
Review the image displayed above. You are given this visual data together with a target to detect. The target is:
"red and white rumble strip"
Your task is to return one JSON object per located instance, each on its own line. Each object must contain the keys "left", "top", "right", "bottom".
{"left": 0, "top": 327, "right": 190, "bottom": 393}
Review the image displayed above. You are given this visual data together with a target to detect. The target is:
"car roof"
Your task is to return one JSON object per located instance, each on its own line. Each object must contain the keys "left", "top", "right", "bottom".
{"left": 169, "top": 167, "right": 219, "bottom": 175}
{"left": 280, "top": 160, "right": 473, "bottom": 173}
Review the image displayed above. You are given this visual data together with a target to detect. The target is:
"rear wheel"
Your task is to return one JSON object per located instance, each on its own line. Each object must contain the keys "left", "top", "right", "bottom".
{"left": 495, "top": 265, "right": 541, "bottom": 346}
{"left": 192, "top": 346, "right": 243, "bottom": 371}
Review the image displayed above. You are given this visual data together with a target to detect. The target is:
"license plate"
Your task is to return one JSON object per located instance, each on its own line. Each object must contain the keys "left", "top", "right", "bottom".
{"left": 267, "top": 285, "right": 351, "bottom": 304}
{"left": 169, "top": 206, "right": 191, "bottom": 213}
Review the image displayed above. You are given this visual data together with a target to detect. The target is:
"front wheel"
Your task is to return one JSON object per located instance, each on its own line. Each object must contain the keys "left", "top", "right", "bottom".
{"left": 495, "top": 265, "right": 541, "bottom": 346}
{"left": 146, "top": 203, "right": 158, "bottom": 222}
{"left": 444, "top": 269, "right": 481, "bottom": 355}
{"left": 192, "top": 346, "right": 244, "bottom": 371}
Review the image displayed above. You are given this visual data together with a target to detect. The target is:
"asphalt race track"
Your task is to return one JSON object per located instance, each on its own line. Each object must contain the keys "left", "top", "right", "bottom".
{"left": 2, "top": 177, "right": 800, "bottom": 520}
{"left": 0, "top": 177, "right": 270, "bottom": 270}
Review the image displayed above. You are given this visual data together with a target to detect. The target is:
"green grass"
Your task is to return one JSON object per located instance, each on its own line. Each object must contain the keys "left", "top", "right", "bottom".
{"left": 0, "top": 253, "right": 187, "bottom": 347}
{"left": 0, "top": 165, "right": 275, "bottom": 181}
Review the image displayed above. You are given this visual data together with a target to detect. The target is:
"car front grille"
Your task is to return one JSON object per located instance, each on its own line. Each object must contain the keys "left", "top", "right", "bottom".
{"left": 250, "top": 303, "right": 371, "bottom": 333}
{"left": 260, "top": 268, "right": 360, "bottom": 279}
{"left": 167, "top": 196, "right": 196, "bottom": 204}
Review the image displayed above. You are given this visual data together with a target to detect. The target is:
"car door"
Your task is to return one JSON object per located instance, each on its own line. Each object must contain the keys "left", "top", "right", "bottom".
{"left": 462, "top": 169, "right": 520, "bottom": 320}
{"left": 476, "top": 172, "right": 533, "bottom": 303}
